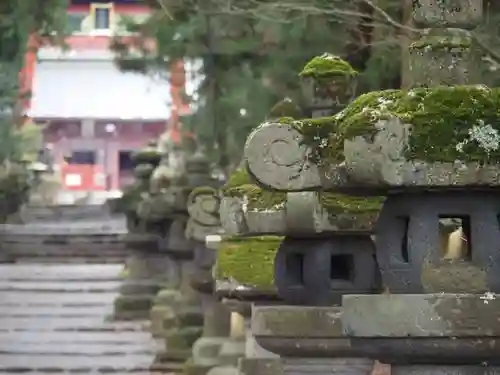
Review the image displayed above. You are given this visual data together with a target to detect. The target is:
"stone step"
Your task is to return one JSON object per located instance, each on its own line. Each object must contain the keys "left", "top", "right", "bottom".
{"left": 0, "top": 281, "right": 123, "bottom": 292}
{"left": 0, "top": 304, "right": 115, "bottom": 317}
{"left": 0, "top": 317, "right": 150, "bottom": 332}
{"left": 0, "top": 331, "right": 155, "bottom": 343}
{"left": 0, "top": 291, "right": 119, "bottom": 306}
{"left": 0, "top": 353, "right": 156, "bottom": 371}
{"left": 14, "top": 257, "right": 128, "bottom": 264}
{"left": 0, "top": 264, "right": 124, "bottom": 280}
{"left": 0, "top": 341, "right": 162, "bottom": 355}
{"left": 0, "top": 280, "right": 163, "bottom": 293}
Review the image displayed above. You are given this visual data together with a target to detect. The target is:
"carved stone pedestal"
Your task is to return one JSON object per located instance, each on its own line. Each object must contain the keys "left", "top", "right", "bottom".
{"left": 252, "top": 305, "right": 374, "bottom": 375}
{"left": 342, "top": 294, "right": 500, "bottom": 375}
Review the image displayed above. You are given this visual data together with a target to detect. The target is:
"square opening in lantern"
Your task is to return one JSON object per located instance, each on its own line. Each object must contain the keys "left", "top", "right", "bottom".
{"left": 438, "top": 216, "right": 471, "bottom": 261}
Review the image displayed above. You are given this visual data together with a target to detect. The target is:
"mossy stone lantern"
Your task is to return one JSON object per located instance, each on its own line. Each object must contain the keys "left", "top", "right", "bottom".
{"left": 300, "top": 53, "right": 358, "bottom": 117}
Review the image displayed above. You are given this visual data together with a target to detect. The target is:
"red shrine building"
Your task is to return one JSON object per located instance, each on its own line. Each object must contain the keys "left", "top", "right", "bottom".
{"left": 21, "top": 0, "right": 194, "bottom": 195}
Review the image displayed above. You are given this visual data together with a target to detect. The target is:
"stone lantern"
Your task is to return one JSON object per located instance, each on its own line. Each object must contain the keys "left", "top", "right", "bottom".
{"left": 240, "top": 68, "right": 385, "bottom": 374}
{"left": 244, "top": 0, "right": 500, "bottom": 373}
{"left": 212, "top": 165, "right": 287, "bottom": 375}
{"left": 182, "top": 158, "right": 234, "bottom": 375}
{"left": 299, "top": 53, "right": 358, "bottom": 117}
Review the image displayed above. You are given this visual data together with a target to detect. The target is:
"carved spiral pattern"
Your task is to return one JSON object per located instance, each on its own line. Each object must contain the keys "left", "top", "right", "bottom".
{"left": 187, "top": 187, "right": 221, "bottom": 227}
{"left": 244, "top": 122, "right": 321, "bottom": 191}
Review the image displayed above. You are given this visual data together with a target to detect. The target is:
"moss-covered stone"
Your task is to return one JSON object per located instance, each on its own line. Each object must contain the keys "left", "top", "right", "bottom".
{"left": 223, "top": 168, "right": 383, "bottom": 213}
{"left": 131, "top": 146, "right": 162, "bottom": 166}
{"left": 215, "top": 236, "right": 282, "bottom": 289}
{"left": 190, "top": 186, "right": 218, "bottom": 196}
{"left": 134, "top": 163, "right": 155, "bottom": 179}
{"left": 114, "top": 182, "right": 145, "bottom": 214}
{"left": 290, "top": 85, "right": 500, "bottom": 164}
{"left": 268, "top": 98, "right": 302, "bottom": 119}
{"left": 299, "top": 53, "right": 358, "bottom": 78}
{"left": 223, "top": 168, "right": 252, "bottom": 190}
{"left": 319, "top": 193, "right": 383, "bottom": 215}
{"left": 409, "top": 29, "right": 472, "bottom": 50}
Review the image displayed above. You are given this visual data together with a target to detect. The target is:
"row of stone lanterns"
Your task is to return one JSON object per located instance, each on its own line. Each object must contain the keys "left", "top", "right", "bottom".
{"left": 242, "top": 1, "right": 500, "bottom": 375}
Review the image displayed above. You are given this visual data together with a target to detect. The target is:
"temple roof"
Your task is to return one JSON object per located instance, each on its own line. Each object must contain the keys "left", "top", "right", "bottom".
{"left": 28, "top": 54, "right": 172, "bottom": 120}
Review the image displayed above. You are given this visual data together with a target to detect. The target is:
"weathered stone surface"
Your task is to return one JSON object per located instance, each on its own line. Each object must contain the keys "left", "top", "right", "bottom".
{"left": 391, "top": 365, "right": 500, "bottom": 375}
{"left": 283, "top": 358, "right": 374, "bottom": 375}
{"left": 244, "top": 122, "right": 322, "bottom": 191}
{"left": 412, "top": 0, "right": 483, "bottom": 28}
{"left": 275, "top": 236, "right": 379, "bottom": 305}
{"left": 251, "top": 305, "right": 358, "bottom": 357}
{"left": 375, "top": 191, "right": 500, "bottom": 293}
{"left": 239, "top": 358, "right": 284, "bottom": 375}
{"left": 342, "top": 294, "right": 500, "bottom": 337}
{"left": 220, "top": 192, "right": 377, "bottom": 236}
{"left": 252, "top": 305, "right": 343, "bottom": 338}
{"left": 186, "top": 187, "right": 222, "bottom": 242}
{"left": 343, "top": 117, "right": 500, "bottom": 190}
{"left": 206, "top": 365, "right": 240, "bottom": 375}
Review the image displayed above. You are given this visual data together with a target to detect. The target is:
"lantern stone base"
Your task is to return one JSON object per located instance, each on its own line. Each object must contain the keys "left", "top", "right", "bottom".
{"left": 391, "top": 365, "right": 500, "bottom": 375}
{"left": 342, "top": 294, "right": 500, "bottom": 368}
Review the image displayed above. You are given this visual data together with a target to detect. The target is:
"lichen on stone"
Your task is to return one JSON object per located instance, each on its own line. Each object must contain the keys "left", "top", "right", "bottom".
{"left": 299, "top": 53, "right": 358, "bottom": 78}
{"left": 215, "top": 236, "right": 283, "bottom": 289}
{"left": 319, "top": 192, "right": 384, "bottom": 215}
{"left": 409, "top": 29, "right": 472, "bottom": 50}
{"left": 306, "top": 85, "right": 500, "bottom": 164}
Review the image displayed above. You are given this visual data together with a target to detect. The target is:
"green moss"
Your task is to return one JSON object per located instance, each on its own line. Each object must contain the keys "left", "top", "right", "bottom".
{"left": 299, "top": 53, "right": 358, "bottom": 78}
{"left": 190, "top": 186, "right": 217, "bottom": 196}
{"left": 225, "top": 184, "right": 286, "bottom": 210}
{"left": 269, "top": 98, "right": 302, "bottom": 119}
{"left": 131, "top": 147, "right": 162, "bottom": 166}
{"left": 223, "top": 168, "right": 252, "bottom": 191}
{"left": 215, "top": 236, "right": 283, "bottom": 289}
{"left": 114, "top": 182, "right": 145, "bottom": 214}
{"left": 134, "top": 163, "right": 155, "bottom": 179}
{"left": 222, "top": 168, "right": 286, "bottom": 210}
{"left": 291, "top": 85, "right": 500, "bottom": 164}
{"left": 320, "top": 193, "right": 384, "bottom": 214}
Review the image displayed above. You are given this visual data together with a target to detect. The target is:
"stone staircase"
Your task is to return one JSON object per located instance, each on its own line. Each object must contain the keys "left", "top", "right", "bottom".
{"left": 0, "top": 205, "right": 130, "bottom": 263}
{"left": 0, "top": 263, "right": 170, "bottom": 374}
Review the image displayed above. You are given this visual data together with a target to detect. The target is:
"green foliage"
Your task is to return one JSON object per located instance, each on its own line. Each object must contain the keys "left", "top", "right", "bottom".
{"left": 111, "top": 0, "right": 352, "bottom": 165}
{"left": 0, "top": 163, "right": 30, "bottom": 222}
{"left": 12, "top": 121, "right": 44, "bottom": 162}
{"left": 0, "top": 0, "right": 68, "bottom": 163}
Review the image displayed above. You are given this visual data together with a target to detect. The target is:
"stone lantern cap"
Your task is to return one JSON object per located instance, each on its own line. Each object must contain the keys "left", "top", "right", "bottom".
{"left": 246, "top": 85, "right": 500, "bottom": 194}
{"left": 214, "top": 235, "right": 281, "bottom": 300}
{"left": 299, "top": 53, "right": 358, "bottom": 79}
{"left": 131, "top": 144, "right": 163, "bottom": 167}
{"left": 220, "top": 168, "right": 382, "bottom": 235}
{"left": 268, "top": 98, "right": 303, "bottom": 120}
{"left": 133, "top": 163, "right": 155, "bottom": 179}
